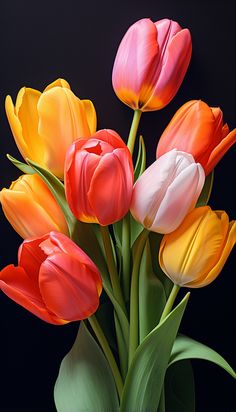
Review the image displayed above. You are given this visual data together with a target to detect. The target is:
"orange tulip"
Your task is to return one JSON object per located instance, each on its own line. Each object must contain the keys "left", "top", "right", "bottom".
{"left": 112, "top": 18, "right": 192, "bottom": 111}
{"left": 156, "top": 100, "right": 236, "bottom": 175}
{"left": 65, "top": 129, "right": 134, "bottom": 225}
{"left": 0, "top": 232, "right": 102, "bottom": 324}
{"left": 5, "top": 79, "right": 96, "bottom": 179}
{"left": 159, "top": 206, "right": 236, "bottom": 287}
{"left": 0, "top": 174, "right": 69, "bottom": 238}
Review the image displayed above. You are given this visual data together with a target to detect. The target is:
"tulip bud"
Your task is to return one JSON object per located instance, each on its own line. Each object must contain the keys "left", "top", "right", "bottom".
{"left": 159, "top": 206, "right": 236, "bottom": 287}
{"left": 0, "top": 232, "right": 102, "bottom": 324}
{"left": 0, "top": 174, "right": 69, "bottom": 238}
{"left": 65, "top": 129, "right": 134, "bottom": 226}
{"left": 112, "top": 18, "right": 192, "bottom": 111}
{"left": 130, "top": 149, "right": 205, "bottom": 233}
{"left": 156, "top": 100, "right": 236, "bottom": 175}
{"left": 5, "top": 78, "right": 96, "bottom": 179}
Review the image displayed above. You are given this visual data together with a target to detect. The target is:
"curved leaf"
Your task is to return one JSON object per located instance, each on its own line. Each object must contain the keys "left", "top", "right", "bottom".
{"left": 120, "top": 293, "right": 190, "bottom": 412}
{"left": 170, "top": 334, "right": 236, "bottom": 379}
{"left": 7, "top": 154, "right": 35, "bottom": 174}
{"left": 134, "top": 135, "right": 146, "bottom": 181}
{"left": 54, "top": 322, "right": 119, "bottom": 412}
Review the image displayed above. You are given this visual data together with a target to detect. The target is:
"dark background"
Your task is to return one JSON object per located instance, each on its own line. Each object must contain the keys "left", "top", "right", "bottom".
{"left": 0, "top": 0, "right": 235, "bottom": 411}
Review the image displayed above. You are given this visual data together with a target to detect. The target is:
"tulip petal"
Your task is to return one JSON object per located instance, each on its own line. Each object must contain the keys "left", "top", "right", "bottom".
{"left": 204, "top": 128, "right": 236, "bottom": 175}
{"left": 43, "top": 78, "right": 71, "bottom": 91}
{"left": 0, "top": 189, "right": 66, "bottom": 239}
{"left": 112, "top": 18, "right": 159, "bottom": 109}
{"left": 188, "top": 219, "right": 236, "bottom": 287}
{"left": 18, "top": 235, "right": 47, "bottom": 279}
{"left": 81, "top": 100, "right": 97, "bottom": 134}
{"left": 151, "top": 163, "right": 204, "bottom": 233}
{"left": 38, "top": 87, "right": 92, "bottom": 178}
{"left": 0, "top": 265, "right": 61, "bottom": 324}
{"left": 5, "top": 88, "right": 45, "bottom": 163}
{"left": 88, "top": 149, "right": 133, "bottom": 225}
{"left": 40, "top": 232, "right": 102, "bottom": 290}
{"left": 65, "top": 149, "right": 99, "bottom": 222}
{"left": 156, "top": 101, "right": 218, "bottom": 160}
{"left": 39, "top": 254, "right": 100, "bottom": 320}
{"left": 143, "top": 29, "right": 192, "bottom": 111}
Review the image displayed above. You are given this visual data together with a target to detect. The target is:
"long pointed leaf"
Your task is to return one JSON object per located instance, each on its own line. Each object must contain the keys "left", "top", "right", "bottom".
{"left": 120, "top": 293, "right": 190, "bottom": 412}
{"left": 169, "top": 334, "right": 235, "bottom": 378}
{"left": 54, "top": 322, "right": 119, "bottom": 412}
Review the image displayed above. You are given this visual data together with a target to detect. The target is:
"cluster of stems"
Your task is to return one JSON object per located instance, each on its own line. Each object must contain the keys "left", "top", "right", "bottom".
{"left": 87, "top": 110, "right": 180, "bottom": 401}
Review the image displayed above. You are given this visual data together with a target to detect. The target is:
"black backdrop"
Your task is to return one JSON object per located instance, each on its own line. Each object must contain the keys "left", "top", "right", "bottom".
{"left": 0, "top": 0, "right": 235, "bottom": 411}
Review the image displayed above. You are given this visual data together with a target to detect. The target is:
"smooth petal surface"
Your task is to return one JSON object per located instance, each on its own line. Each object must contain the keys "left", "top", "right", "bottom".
{"left": 130, "top": 149, "right": 204, "bottom": 233}
{"left": 39, "top": 253, "right": 100, "bottom": 320}
{"left": 0, "top": 265, "right": 61, "bottom": 324}
{"left": 65, "top": 129, "right": 134, "bottom": 225}
{"left": 112, "top": 18, "right": 159, "bottom": 109}
{"left": 0, "top": 174, "right": 68, "bottom": 238}
{"left": 112, "top": 18, "right": 191, "bottom": 111}
{"left": 159, "top": 207, "right": 236, "bottom": 288}
{"left": 143, "top": 29, "right": 192, "bottom": 111}
{"left": 156, "top": 100, "right": 236, "bottom": 174}
{"left": 38, "top": 87, "right": 92, "bottom": 178}
{"left": 88, "top": 149, "right": 133, "bottom": 225}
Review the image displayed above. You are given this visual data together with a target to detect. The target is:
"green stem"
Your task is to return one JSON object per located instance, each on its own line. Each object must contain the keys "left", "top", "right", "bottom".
{"left": 88, "top": 315, "right": 123, "bottom": 400}
{"left": 100, "top": 225, "right": 126, "bottom": 314}
{"left": 121, "top": 213, "right": 131, "bottom": 302}
{"left": 129, "top": 228, "right": 149, "bottom": 365}
{"left": 159, "top": 284, "right": 180, "bottom": 323}
{"left": 127, "top": 109, "right": 142, "bottom": 155}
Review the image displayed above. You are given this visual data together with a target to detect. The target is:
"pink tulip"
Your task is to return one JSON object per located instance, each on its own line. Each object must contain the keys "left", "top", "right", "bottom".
{"left": 130, "top": 149, "right": 205, "bottom": 233}
{"left": 65, "top": 129, "right": 134, "bottom": 225}
{"left": 112, "top": 18, "right": 192, "bottom": 111}
{"left": 0, "top": 232, "right": 102, "bottom": 324}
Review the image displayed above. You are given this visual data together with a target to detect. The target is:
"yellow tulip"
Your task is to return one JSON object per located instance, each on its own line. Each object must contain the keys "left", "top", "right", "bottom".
{"left": 5, "top": 79, "right": 97, "bottom": 179}
{"left": 159, "top": 206, "right": 236, "bottom": 287}
{"left": 0, "top": 174, "right": 69, "bottom": 239}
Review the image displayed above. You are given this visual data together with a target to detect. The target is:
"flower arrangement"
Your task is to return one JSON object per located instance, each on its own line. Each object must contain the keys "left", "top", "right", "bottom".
{"left": 0, "top": 17, "right": 235, "bottom": 411}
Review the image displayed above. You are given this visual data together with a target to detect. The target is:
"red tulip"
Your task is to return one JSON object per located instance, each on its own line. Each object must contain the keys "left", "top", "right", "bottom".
{"left": 112, "top": 18, "right": 192, "bottom": 111}
{"left": 65, "top": 129, "right": 134, "bottom": 225}
{"left": 0, "top": 232, "right": 102, "bottom": 324}
{"left": 156, "top": 100, "right": 236, "bottom": 175}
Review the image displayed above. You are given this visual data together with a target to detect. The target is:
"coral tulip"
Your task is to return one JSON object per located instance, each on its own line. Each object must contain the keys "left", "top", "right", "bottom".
{"left": 156, "top": 100, "right": 236, "bottom": 175}
{"left": 0, "top": 174, "right": 68, "bottom": 238}
{"left": 112, "top": 18, "right": 192, "bottom": 111}
{"left": 0, "top": 232, "right": 102, "bottom": 324}
{"left": 159, "top": 206, "right": 236, "bottom": 287}
{"left": 130, "top": 149, "right": 205, "bottom": 233}
{"left": 65, "top": 129, "right": 134, "bottom": 225}
{"left": 5, "top": 78, "right": 96, "bottom": 179}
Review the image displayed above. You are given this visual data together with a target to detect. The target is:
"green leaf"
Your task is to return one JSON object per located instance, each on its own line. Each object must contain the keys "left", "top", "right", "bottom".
{"left": 27, "top": 158, "right": 77, "bottom": 237}
{"left": 54, "top": 322, "right": 119, "bottom": 412}
{"left": 170, "top": 334, "right": 236, "bottom": 379}
{"left": 149, "top": 232, "right": 173, "bottom": 298}
{"left": 134, "top": 135, "right": 146, "bottom": 181}
{"left": 7, "top": 154, "right": 35, "bottom": 174}
{"left": 139, "top": 240, "right": 166, "bottom": 342}
{"left": 164, "top": 360, "right": 195, "bottom": 412}
{"left": 120, "top": 293, "right": 190, "bottom": 412}
{"left": 196, "top": 170, "right": 214, "bottom": 206}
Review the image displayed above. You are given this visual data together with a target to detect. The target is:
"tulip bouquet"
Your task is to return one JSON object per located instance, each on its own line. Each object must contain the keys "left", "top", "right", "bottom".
{"left": 1, "top": 17, "right": 236, "bottom": 412}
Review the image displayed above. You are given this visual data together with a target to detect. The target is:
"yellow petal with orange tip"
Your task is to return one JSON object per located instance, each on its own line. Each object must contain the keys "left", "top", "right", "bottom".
{"left": 0, "top": 174, "right": 69, "bottom": 239}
